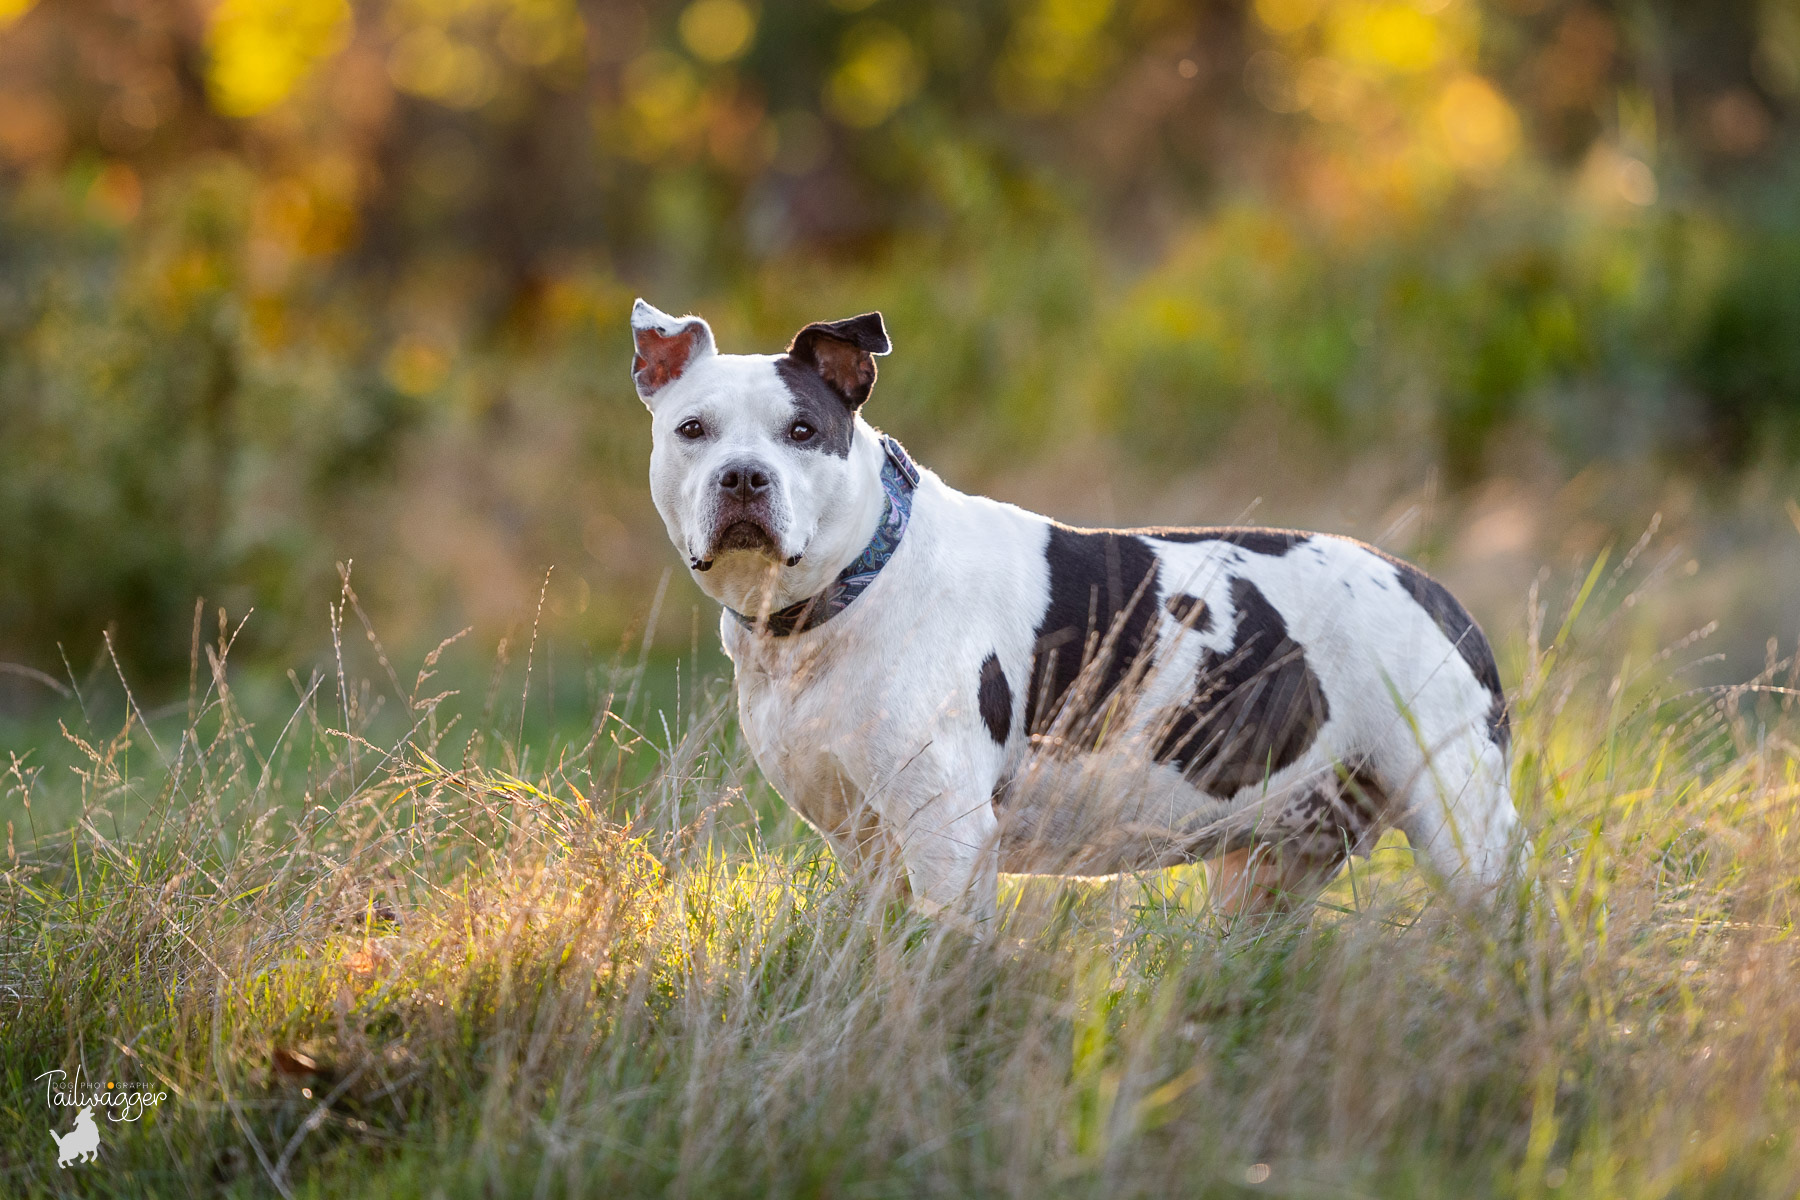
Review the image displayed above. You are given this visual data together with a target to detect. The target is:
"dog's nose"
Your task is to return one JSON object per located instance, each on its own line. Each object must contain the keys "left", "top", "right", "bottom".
{"left": 717, "top": 461, "right": 772, "bottom": 500}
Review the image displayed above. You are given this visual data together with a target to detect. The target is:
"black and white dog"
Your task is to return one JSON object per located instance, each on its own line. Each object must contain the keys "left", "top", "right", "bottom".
{"left": 633, "top": 300, "right": 1520, "bottom": 924}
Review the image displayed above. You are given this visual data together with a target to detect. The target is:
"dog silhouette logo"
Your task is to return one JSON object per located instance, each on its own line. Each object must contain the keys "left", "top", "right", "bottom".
{"left": 50, "top": 1104, "right": 100, "bottom": 1167}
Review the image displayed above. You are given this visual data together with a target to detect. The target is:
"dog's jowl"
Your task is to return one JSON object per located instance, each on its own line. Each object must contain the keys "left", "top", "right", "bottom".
{"left": 633, "top": 299, "right": 1521, "bottom": 926}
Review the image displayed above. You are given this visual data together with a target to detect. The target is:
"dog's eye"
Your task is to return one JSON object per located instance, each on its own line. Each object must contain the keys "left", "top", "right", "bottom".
{"left": 676, "top": 418, "right": 706, "bottom": 440}
{"left": 789, "top": 421, "right": 814, "bottom": 443}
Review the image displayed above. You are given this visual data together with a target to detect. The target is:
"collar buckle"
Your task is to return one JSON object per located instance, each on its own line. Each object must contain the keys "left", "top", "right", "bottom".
{"left": 882, "top": 435, "right": 921, "bottom": 490}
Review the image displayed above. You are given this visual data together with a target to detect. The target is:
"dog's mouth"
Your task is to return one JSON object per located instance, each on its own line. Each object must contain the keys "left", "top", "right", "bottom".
{"left": 691, "top": 513, "right": 806, "bottom": 573}
{"left": 715, "top": 519, "right": 776, "bottom": 553}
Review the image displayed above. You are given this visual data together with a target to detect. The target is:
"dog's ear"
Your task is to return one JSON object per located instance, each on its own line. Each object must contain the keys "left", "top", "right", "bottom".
{"left": 785, "top": 312, "right": 890, "bottom": 409}
{"left": 631, "top": 299, "right": 715, "bottom": 406}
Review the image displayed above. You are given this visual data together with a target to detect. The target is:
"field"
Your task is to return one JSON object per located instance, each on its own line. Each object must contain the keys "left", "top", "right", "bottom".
{"left": 5, "top": 550, "right": 1800, "bottom": 1198}
{"left": 8, "top": 0, "right": 1800, "bottom": 1193}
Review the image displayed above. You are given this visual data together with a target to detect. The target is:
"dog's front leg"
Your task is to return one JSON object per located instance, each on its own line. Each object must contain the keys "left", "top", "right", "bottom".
{"left": 874, "top": 743, "right": 1001, "bottom": 931}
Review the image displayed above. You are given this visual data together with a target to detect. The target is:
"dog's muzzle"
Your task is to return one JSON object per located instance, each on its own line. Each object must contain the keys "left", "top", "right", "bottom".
{"left": 692, "top": 458, "right": 796, "bottom": 570}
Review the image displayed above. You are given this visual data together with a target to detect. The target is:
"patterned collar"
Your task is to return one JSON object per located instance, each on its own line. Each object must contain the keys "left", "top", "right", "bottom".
{"left": 728, "top": 435, "right": 920, "bottom": 637}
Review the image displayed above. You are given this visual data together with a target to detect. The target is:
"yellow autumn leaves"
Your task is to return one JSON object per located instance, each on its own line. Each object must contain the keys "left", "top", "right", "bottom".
{"left": 206, "top": 0, "right": 352, "bottom": 118}
{"left": 192, "top": 0, "right": 1521, "bottom": 193}
{"left": 205, "top": 0, "right": 588, "bottom": 118}
{"left": 1254, "top": 0, "right": 1520, "bottom": 171}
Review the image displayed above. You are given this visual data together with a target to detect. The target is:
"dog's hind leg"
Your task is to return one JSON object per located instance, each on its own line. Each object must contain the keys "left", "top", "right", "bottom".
{"left": 1202, "top": 774, "right": 1378, "bottom": 918}
{"left": 1387, "top": 728, "right": 1520, "bottom": 901}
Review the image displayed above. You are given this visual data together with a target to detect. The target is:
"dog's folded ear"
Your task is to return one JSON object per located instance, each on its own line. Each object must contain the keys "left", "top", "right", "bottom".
{"left": 631, "top": 299, "right": 716, "bottom": 405}
{"left": 785, "top": 312, "right": 890, "bottom": 409}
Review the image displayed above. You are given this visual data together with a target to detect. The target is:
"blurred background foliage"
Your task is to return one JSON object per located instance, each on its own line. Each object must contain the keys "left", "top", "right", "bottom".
{"left": 3, "top": 0, "right": 1800, "bottom": 694}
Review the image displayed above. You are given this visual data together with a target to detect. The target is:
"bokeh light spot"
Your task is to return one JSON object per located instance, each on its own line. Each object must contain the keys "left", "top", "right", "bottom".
{"left": 680, "top": 0, "right": 756, "bottom": 64}
{"left": 1246, "top": 51, "right": 1302, "bottom": 113}
{"left": 1332, "top": 3, "right": 1442, "bottom": 74}
{"left": 206, "top": 0, "right": 351, "bottom": 117}
{"left": 994, "top": 0, "right": 1116, "bottom": 112}
{"left": 497, "top": 1, "right": 585, "bottom": 68}
{"left": 824, "top": 22, "right": 923, "bottom": 128}
{"left": 388, "top": 26, "right": 501, "bottom": 109}
{"left": 0, "top": 91, "right": 65, "bottom": 165}
{"left": 1707, "top": 90, "right": 1771, "bottom": 156}
{"left": 1578, "top": 144, "right": 1658, "bottom": 208}
{"left": 384, "top": 337, "right": 451, "bottom": 397}
{"left": 85, "top": 164, "right": 142, "bottom": 226}
{"left": 1614, "top": 157, "right": 1656, "bottom": 205}
{"left": 1438, "top": 75, "right": 1519, "bottom": 171}
{"left": 1255, "top": 0, "right": 1324, "bottom": 36}
{"left": 619, "top": 51, "right": 704, "bottom": 159}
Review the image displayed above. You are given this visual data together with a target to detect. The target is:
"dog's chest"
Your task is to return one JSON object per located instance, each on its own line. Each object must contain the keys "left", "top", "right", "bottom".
{"left": 729, "top": 633, "right": 878, "bottom": 827}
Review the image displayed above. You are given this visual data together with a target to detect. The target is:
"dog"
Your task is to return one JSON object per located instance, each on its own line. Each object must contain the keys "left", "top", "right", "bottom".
{"left": 51, "top": 1105, "right": 99, "bottom": 1167}
{"left": 633, "top": 299, "right": 1520, "bottom": 925}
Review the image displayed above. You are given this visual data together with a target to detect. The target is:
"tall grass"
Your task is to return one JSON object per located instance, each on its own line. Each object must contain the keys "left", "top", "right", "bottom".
{"left": 4, "top": 553, "right": 1800, "bottom": 1198}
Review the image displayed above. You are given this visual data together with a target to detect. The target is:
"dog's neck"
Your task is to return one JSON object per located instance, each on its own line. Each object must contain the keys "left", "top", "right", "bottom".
{"left": 696, "top": 430, "right": 889, "bottom": 618}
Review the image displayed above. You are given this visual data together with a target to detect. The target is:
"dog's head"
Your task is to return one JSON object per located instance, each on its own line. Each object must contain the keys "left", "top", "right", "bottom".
{"left": 633, "top": 299, "right": 892, "bottom": 616}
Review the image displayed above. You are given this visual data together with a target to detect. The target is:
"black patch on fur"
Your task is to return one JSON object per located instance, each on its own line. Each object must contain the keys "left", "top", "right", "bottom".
{"left": 773, "top": 357, "right": 857, "bottom": 457}
{"left": 1270, "top": 770, "right": 1384, "bottom": 863}
{"left": 1390, "top": 562, "right": 1511, "bottom": 751}
{"left": 1340, "top": 766, "right": 1388, "bottom": 827}
{"left": 1025, "top": 526, "right": 1162, "bottom": 739}
{"left": 1163, "top": 592, "right": 1212, "bottom": 632}
{"left": 1280, "top": 783, "right": 1360, "bottom": 846}
{"left": 1139, "top": 527, "right": 1311, "bottom": 556}
{"left": 1154, "top": 577, "right": 1331, "bottom": 797}
{"left": 978, "top": 653, "right": 1012, "bottom": 747}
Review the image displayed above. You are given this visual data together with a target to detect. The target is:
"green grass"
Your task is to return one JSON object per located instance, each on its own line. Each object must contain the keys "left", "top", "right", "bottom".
{"left": 4, "top": 565, "right": 1800, "bottom": 1198}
